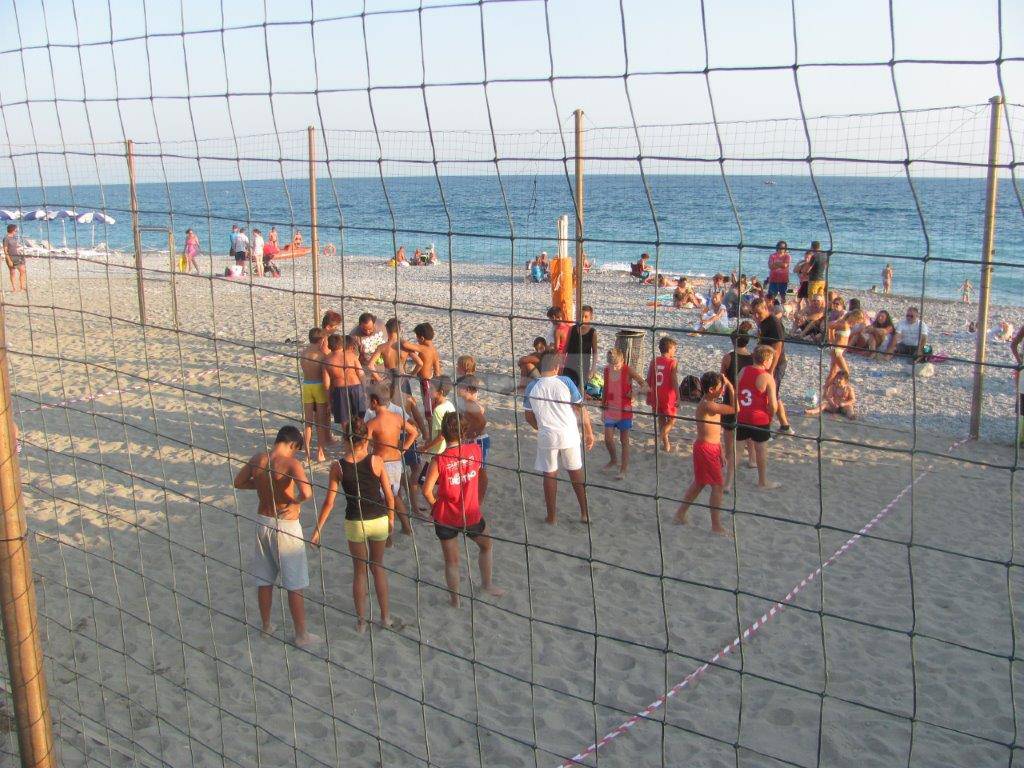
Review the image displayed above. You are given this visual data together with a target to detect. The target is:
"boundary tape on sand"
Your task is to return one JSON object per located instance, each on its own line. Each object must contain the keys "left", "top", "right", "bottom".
{"left": 558, "top": 435, "right": 971, "bottom": 767}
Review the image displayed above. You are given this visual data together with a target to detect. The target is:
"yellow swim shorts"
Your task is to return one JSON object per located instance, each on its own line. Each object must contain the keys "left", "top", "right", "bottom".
{"left": 808, "top": 280, "right": 826, "bottom": 296}
{"left": 344, "top": 516, "right": 390, "bottom": 543}
{"left": 301, "top": 381, "right": 328, "bottom": 405}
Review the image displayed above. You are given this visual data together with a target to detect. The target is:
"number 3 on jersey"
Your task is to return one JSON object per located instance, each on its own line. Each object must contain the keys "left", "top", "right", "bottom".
{"left": 739, "top": 388, "right": 753, "bottom": 407}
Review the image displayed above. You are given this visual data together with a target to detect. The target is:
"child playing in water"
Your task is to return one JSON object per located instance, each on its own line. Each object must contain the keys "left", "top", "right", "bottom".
{"left": 601, "top": 347, "right": 646, "bottom": 480}
{"left": 674, "top": 371, "right": 736, "bottom": 536}
{"left": 805, "top": 369, "right": 857, "bottom": 420}
{"left": 646, "top": 336, "right": 679, "bottom": 452}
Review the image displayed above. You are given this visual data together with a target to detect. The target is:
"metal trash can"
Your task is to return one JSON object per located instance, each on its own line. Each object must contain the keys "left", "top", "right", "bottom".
{"left": 615, "top": 329, "right": 646, "bottom": 373}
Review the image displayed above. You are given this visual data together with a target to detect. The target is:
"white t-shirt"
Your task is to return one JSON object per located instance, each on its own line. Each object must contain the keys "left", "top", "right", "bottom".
{"left": 233, "top": 232, "right": 249, "bottom": 253}
{"left": 896, "top": 318, "right": 928, "bottom": 347}
{"left": 523, "top": 375, "right": 583, "bottom": 449}
{"left": 251, "top": 233, "right": 264, "bottom": 257}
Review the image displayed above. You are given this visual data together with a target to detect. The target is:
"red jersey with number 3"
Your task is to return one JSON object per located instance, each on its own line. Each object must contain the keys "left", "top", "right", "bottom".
{"left": 433, "top": 442, "right": 483, "bottom": 529}
{"left": 646, "top": 355, "right": 678, "bottom": 414}
{"left": 737, "top": 365, "right": 771, "bottom": 426}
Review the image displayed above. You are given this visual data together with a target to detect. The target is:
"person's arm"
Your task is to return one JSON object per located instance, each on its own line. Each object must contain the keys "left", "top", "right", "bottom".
{"left": 766, "top": 341, "right": 782, "bottom": 373}
{"left": 421, "top": 458, "right": 440, "bottom": 506}
{"left": 629, "top": 367, "right": 647, "bottom": 389}
{"left": 232, "top": 459, "right": 256, "bottom": 490}
{"left": 524, "top": 411, "right": 538, "bottom": 430}
{"left": 668, "top": 360, "right": 679, "bottom": 392}
{"left": 1011, "top": 326, "right": 1024, "bottom": 365}
{"left": 402, "top": 418, "right": 420, "bottom": 452}
{"left": 290, "top": 461, "right": 313, "bottom": 503}
{"left": 372, "top": 455, "right": 396, "bottom": 530}
{"left": 574, "top": 403, "right": 595, "bottom": 450}
{"left": 707, "top": 381, "right": 738, "bottom": 415}
{"left": 523, "top": 383, "right": 539, "bottom": 430}
{"left": 763, "top": 374, "right": 778, "bottom": 419}
{"left": 311, "top": 462, "right": 341, "bottom": 547}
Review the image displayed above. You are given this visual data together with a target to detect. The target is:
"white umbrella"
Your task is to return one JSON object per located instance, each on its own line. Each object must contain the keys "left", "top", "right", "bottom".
{"left": 55, "top": 210, "right": 78, "bottom": 247}
{"left": 0, "top": 210, "right": 22, "bottom": 221}
{"left": 75, "top": 211, "right": 116, "bottom": 246}
{"left": 23, "top": 209, "right": 53, "bottom": 240}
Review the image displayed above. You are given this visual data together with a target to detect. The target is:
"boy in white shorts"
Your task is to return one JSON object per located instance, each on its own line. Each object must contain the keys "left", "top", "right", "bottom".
{"left": 364, "top": 388, "right": 419, "bottom": 534}
{"left": 523, "top": 351, "right": 595, "bottom": 525}
{"left": 233, "top": 425, "right": 320, "bottom": 648}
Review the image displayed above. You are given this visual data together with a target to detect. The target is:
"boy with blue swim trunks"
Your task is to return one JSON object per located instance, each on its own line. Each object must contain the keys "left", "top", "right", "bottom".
{"left": 600, "top": 347, "right": 647, "bottom": 481}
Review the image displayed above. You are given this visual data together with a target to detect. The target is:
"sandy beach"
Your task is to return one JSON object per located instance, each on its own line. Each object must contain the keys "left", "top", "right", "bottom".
{"left": 2, "top": 249, "right": 1020, "bottom": 767}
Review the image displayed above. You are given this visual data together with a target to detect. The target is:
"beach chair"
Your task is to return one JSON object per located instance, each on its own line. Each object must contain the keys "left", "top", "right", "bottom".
{"left": 628, "top": 261, "right": 646, "bottom": 283}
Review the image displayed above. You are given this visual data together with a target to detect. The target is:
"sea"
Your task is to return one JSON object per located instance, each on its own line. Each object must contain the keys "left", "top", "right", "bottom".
{"left": 3, "top": 174, "right": 1022, "bottom": 305}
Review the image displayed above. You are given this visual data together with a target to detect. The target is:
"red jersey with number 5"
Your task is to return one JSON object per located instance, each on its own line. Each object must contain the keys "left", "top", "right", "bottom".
{"left": 737, "top": 365, "right": 771, "bottom": 426}
{"left": 646, "top": 355, "right": 678, "bottom": 415}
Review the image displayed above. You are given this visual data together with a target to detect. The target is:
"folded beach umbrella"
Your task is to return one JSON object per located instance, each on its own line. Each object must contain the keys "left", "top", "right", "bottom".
{"left": 75, "top": 211, "right": 96, "bottom": 224}
{"left": 23, "top": 209, "right": 53, "bottom": 221}
{"left": 0, "top": 210, "right": 22, "bottom": 220}
{"left": 55, "top": 209, "right": 78, "bottom": 246}
{"left": 92, "top": 212, "right": 115, "bottom": 225}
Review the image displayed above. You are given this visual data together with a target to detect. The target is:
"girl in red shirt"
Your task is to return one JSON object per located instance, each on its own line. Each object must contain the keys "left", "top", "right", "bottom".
{"left": 422, "top": 412, "right": 505, "bottom": 607}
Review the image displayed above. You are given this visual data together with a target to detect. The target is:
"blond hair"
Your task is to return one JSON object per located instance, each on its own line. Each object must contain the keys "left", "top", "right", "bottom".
{"left": 752, "top": 344, "right": 775, "bottom": 366}
{"left": 456, "top": 355, "right": 476, "bottom": 374}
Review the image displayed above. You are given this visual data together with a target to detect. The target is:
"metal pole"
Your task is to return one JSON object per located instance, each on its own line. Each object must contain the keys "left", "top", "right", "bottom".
{"left": 969, "top": 95, "right": 1004, "bottom": 439}
{"left": 168, "top": 231, "right": 178, "bottom": 329}
{"left": 0, "top": 301, "right": 56, "bottom": 768}
{"left": 308, "top": 126, "right": 320, "bottom": 328}
{"left": 573, "top": 108, "right": 584, "bottom": 323}
{"left": 125, "top": 140, "right": 146, "bottom": 325}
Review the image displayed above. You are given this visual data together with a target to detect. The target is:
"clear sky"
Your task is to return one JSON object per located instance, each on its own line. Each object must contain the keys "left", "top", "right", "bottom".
{"left": 0, "top": 0, "right": 1020, "bottom": 179}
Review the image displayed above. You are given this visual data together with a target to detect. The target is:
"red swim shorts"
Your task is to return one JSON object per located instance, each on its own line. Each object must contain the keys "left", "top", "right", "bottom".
{"left": 692, "top": 440, "right": 724, "bottom": 487}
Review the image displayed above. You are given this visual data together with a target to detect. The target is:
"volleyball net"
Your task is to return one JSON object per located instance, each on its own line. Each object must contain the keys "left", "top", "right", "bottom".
{"left": 0, "top": 2, "right": 1023, "bottom": 767}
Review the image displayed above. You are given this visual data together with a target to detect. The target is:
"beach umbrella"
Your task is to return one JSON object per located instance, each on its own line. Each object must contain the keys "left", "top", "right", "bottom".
{"left": 74, "top": 211, "right": 116, "bottom": 246}
{"left": 23, "top": 209, "right": 53, "bottom": 239}
{"left": 0, "top": 210, "right": 22, "bottom": 221}
{"left": 55, "top": 209, "right": 78, "bottom": 247}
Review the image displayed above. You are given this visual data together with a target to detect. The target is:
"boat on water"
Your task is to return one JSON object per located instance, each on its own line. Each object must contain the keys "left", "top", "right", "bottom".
{"left": 763, "top": 179, "right": 776, "bottom": 186}
{"left": 272, "top": 244, "right": 312, "bottom": 261}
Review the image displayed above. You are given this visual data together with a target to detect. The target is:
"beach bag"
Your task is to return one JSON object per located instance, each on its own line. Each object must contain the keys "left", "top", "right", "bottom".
{"left": 679, "top": 375, "right": 702, "bottom": 402}
{"left": 178, "top": 254, "right": 188, "bottom": 272}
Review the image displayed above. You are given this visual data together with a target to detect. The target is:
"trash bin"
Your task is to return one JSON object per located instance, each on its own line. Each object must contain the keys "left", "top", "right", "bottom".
{"left": 615, "top": 329, "right": 646, "bottom": 373}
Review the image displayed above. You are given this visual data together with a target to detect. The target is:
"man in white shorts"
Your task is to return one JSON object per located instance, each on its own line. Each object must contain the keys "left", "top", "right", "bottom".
{"left": 524, "top": 350, "right": 595, "bottom": 524}
{"left": 233, "top": 425, "right": 320, "bottom": 648}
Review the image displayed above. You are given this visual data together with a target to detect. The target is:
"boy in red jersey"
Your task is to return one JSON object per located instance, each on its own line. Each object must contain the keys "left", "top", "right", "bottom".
{"left": 646, "top": 336, "right": 679, "bottom": 452}
{"left": 675, "top": 371, "right": 736, "bottom": 536}
{"left": 736, "top": 345, "right": 780, "bottom": 490}
{"left": 422, "top": 412, "right": 505, "bottom": 607}
{"left": 601, "top": 347, "right": 646, "bottom": 480}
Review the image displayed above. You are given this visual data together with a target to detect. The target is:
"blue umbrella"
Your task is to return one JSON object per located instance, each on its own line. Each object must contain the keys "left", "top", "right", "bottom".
{"left": 0, "top": 210, "right": 22, "bottom": 221}
{"left": 23, "top": 209, "right": 54, "bottom": 240}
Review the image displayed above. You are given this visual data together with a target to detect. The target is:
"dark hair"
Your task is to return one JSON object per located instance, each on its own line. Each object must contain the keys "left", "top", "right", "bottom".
{"left": 731, "top": 321, "right": 754, "bottom": 348}
{"left": 700, "top": 371, "right": 722, "bottom": 394}
{"left": 811, "top": 240, "right": 821, "bottom": 250}
{"left": 640, "top": 252, "right": 649, "bottom": 259}
{"left": 440, "top": 411, "right": 466, "bottom": 443}
{"left": 342, "top": 416, "right": 369, "bottom": 443}
{"left": 433, "top": 375, "right": 453, "bottom": 396}
{"left": 848, "top": 298, "right": 861, "bottom": 312}
{"left": 750, "top": 297, "right": 768, "bottom": 314}
{"left": 326, "top": 333, "right": 343, "bottom": 351}
{"left": 874, "top": 309, "right": 893, "bottom": 328}
{"left": 368, "top": 388, "right": 386, "bottom": 405}
{"left": 308, "top": 327, "right": 326, "bottom": 343}
{"left": 546, "top": 306, "right": 560, "bottom": 320}
{"left": 385, "top": 317, "right": 400, "bottom": 334}
{"left": 776, "top": 240, "right": 787, "bottom": 250}
{"left": 532, "top": 336, "right": 547, "bottom": 349}
{"left": 321, "top": 310, "right": 342, "bottom": 328}
{"left": 6, "top": 224, "right": 15, "bottom": 234}
{"left": 358, "top": 312, "right": 376, "bottom": 325}
{"left": 658, "top": 336, "right": 676, "bottom": 354}
{"left": 274, "top": 425, "right": 303, "bottom": 447}
{"left": 414, "top": 322, "right": 434, "bottom": 341}
{"left": 581, "top": 305, "right": 594, "bottom": 316}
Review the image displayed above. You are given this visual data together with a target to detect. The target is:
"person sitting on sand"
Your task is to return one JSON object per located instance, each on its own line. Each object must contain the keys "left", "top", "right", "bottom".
{"left": 601, "top": 347, "right": 646, "bottom": 481}
{"left": 694, "top": 291, "right": 730, "bottom": 335}
{"left": 536, "top": 251, "right": 550, "bottom": 276}
{"left": 528, "top": 256, "right": 544, "bottom": 283}
{"left": 791, "top": 295, "right": 826, "bottom": 343}
{"left": 517, "top": 336, "right": 549, "bottom": 385}
{"left": 887, "top": 306, "right": 930, "bottom": 364}
{"left": 672, "top": 277, "right": 703, "bottom": 309}
{"left": 633, "top": 252, "right": 651, "bottom": 281}
{"left": 311, "top": 416, "right": 395, "bottom": 633}
{"left": 292, "top": 231, "right": 303, "bottom": 248}
{"left": 806, "top": 369, "right": 857, "bottom": 420}
{"left": 422, "top": 412, "right": 505, "bottom": 606}
{"left": 994, "top": 320, "right": 1015, "bottom": 343}
{"left": 233, "top": 425, "right": 319, "bottom": 648}
{"left": 300, "top": 328, "right": 332, "bottom": 462}
{"left": 736, "top": 345, "right": 779, "bottom": 490}
{"left": 859, "top": 309, "right": 895, "bottom": 358}
{"left": 674, "top": 371, "right": 736, "bottom": 536}
{"left": 524, "top": 350, "right": 595, "bottom": 524}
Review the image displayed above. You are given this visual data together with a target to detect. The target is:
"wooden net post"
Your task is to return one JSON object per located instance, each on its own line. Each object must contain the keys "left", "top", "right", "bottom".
{"left": 125, "top": 140, "right": 146, "bottom": 325}
{"left": 309, "top": 126, "right": 321, "bottom": 328}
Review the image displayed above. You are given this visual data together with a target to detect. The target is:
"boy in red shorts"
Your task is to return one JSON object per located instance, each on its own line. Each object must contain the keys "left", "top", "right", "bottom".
{"left": 675, "top": 371, "right": 736, "bottom": 536}
{"left": 646, "top": 336, "right": 679, "bottom": 452}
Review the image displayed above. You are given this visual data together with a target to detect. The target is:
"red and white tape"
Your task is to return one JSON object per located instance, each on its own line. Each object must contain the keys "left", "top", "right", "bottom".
{"left": 559, "top": 437, "right": 970, "bottom": 767}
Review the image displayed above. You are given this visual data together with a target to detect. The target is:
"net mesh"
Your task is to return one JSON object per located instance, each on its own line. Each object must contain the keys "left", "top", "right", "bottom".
{"left": 0, "top": 1, "right": 1022, "bottom": 767}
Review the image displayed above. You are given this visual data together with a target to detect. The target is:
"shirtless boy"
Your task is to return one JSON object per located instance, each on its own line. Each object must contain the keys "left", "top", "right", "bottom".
{"left": 455, "top": 374, "right": 490, "bottom": 501}
{"left": 325, "top": 335, "right": 366, "bottom": 429}
{"left": 406, "top": 323, "right": 443, "bottom": 422}
{"left": 674, "top": 372, "right": 736, "bottom": 535}
{"left": 300, "top": 328, "right": 331, "bottom": 461}
{"left": 365, "top": 389, "right": 419, "bottom": 535}
{"left": 232, "top": 425, "right": 319, "bottom": 647}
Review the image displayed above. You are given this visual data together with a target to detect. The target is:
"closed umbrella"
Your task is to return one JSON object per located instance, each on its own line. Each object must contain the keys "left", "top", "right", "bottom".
{"left": 0, "top": 210, "right": 22, "bottom": 221}
{"left": 55, "top": 210, "right": 78, "bottom": 247}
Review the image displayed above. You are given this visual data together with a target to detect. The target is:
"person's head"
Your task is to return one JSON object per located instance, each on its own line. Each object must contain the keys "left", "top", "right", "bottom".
{"left": 677, "top": 276, "right": 687, "bottom": 287}
{"left": 580, "top": 305, "right": 594, "bottom": 323}
{"left": 905, "top": 306, "right": 920, "bottom": 323}
{"left": 874, "top": 309, "right": 892, "bottom": 327}
{"left": 344, "top": 334, "right": 359, "bottom": 351}
{"left": 5, "top": 223, "right": 16, "bottom": 235}
{"left": 731, "top": 321, "right": 754, "bottom": 349}
{"left": 658, "top": 336, "right": 677, "bottom": 357}
{"left": 368, "top": 389, "right": 387, "bottom": 409}
{"left": 845, "top": 309, "right": 866, "bottom": 327}
{"left": 700, "top": 371, "right": 724, "bottom": 398}
{"left": 713, "top": 272, "right": 724, "bottom": 285}
{"left": 186, "top": 228, "right": 194, "bottom": 237}
{"left": 810, "top": 294, "right": 826, "bottom": 310}
{"left": 326, "top": 333, "right": 343, "bottom": 352}
{"left": 832, "top": 369, "right": 850, "bottom": 386}
{"left": 321, "top": 310, "right": 342, "bottom": 331}
{"left": 414, "top": 322, "right": 434, "bottom": 342}
{"left": 546, "top": 306, "right": 562, "bottom": 322}
{"left": 308, "top": 327, "right": 326, "bottom": 344}
{"left": 539, "top": 250, "right": 548, "bottom": 261}
{"left": 232, "top": 224, "right": 238, "bottom": 232}
{"left": 848, "top": 298, "right": 861, "bottom": 312}
{"left": 776, "top": 240, "right": 788, "bottom": 252}
{"left": 357, "top": 312, "right": 376, "bottom": 333}
{"left": 752, "top": 344, "right": 775, "bottom": 367}
{"left": 385, "top": 317, "right": 400, "bottom": 336}
{"left": 607, "top": 347, "right": 624, "bottom": 367}
{"left": 432, "top": 375, "right": 452, "bottom": 402}
{"left": 274, "top": 425, "right": 303, "bottom": 451}
{"left": 456, "top": 374, "right": 482, "bottom": 398}
{"left": 750, "top": 297, "right": 770, "bottom": 319}
{"left": 538, "top": 350, "right": 562, "bottom": 374}
{"left": 440, "top": 411, "right": 467, "bottom": 444}
{"left": 810, "top": 240, "right": 821, "bottom": 251}
{"left": 253, "top": 228, "right": 261, "bottom": 236}
{"left": 456, "top": 355, "right": 476, "bottom": 376}
{"left": 830, "top": 296, "right": 846, "bottom": 312}
{"left": 533, "top": 336, "right": 547, "bottom": 353}
{"left": 711, "top": 292, "right": 723, "bottom": 307}
{"left": 640, "top": 252, "right": 649, "bottom": 262}
{"left": 342, "top": 416, "right": 369, "bottom": 446}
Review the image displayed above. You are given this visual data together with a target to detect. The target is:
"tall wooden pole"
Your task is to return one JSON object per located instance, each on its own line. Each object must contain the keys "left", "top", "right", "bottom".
{"left": 573, "top": 109, "right": 584, "bottom": 323}
{"left": 0, "top": 302, "right": 56, "bottom": 768}
{"left": 308, "top": 126, "right": 320, "bottom": 328}
{"left": 969, "top": 95, "right": 1004, "bottom": 439}
{"left": 125, "top": 140, "right": 146, "bottom": 325}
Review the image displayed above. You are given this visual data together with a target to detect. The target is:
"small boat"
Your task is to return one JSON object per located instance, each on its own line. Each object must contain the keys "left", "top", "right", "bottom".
{"left": 763, "top": 179, "right": 776, "bottom": 186}
{"left": 272, "top": 244, "right": 312, "bottom": 261}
